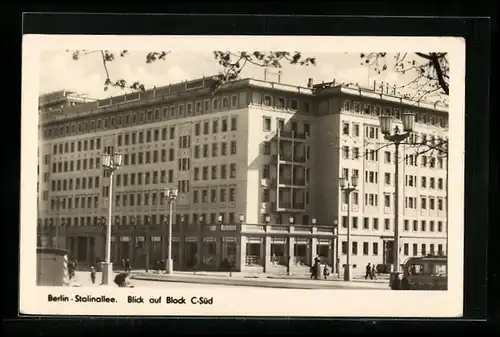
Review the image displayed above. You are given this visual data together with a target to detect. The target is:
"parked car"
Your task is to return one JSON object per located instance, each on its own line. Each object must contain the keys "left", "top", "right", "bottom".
{"left": 391, "top": 255, "right": 447, "bottom": 290}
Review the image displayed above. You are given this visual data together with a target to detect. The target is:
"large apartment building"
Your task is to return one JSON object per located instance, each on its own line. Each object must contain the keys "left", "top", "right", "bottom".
{"left": 37, "top": 76, "right": 448, "bottom": 275}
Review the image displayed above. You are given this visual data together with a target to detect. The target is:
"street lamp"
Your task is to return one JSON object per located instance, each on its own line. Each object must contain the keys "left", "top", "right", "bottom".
{"left": 264, "top": 215, "right": 271, "bottom": 224}
{"left": 145, "top": 215, "right": 152, "bottom": 273}
{"left": 288, "top": 216, "right": 295, "bottom": 225}
{"left": 379, "top": 111, "right": 415, "bottom": 274}
{"left": 333, "top": 220, "right": 339, "bottom": 278}
{"left": 217, "top": 214, "right": 223, "bottom": 223}
{"left": 163, "top": 187, "right": 178, "bottom": 274}
{"left": 95, "top": 216, "right": 106, "bottom": 265}
{"left": 339, "top": 174, "right": 358, "bottom": 281}
{"left": 101, "top": 152, "right": 123, "bottom": 285}
{"left": 239, "top": 214, "right": 245, "bottom": 223}
{"left": 311, "top": 217, "right": 317, "bottom": 225}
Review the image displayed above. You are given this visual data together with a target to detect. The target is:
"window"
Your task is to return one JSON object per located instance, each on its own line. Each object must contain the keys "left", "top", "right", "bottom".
{"left": 384, "top": 194, "right": 391, "bottom": 207}
{"left": 263, "top": 117, "right": 271, "bottom": 131}
{"left": 343, "top": 100, "right": 350, "bottom": 111}
{"left": 342, "top": 122, "right": 349, "bottom": 135}
{"left": 352, "top": 147, "right": 360, "bottom": 159}
{"left": 230, "top": 163, "right": 236, "bottom": 178}
{"left": 363, "top": 242, "right": 369, "bottom": 255}
{"left": 211, "top": 165, "right": 217, "bottom": 180}
{"left": 222, "top": 118, "right": 228, "bottom": 132}
{"left": 263, "top": 142, "right": 271, "bottom": 155}
{"left": 421, "top": 197, "right": 427, "bottom": 210}
{"left": 353, "top": 102, "right": 361, "bottom": 113}
{"left": 352, "top": 124, "right": 360, "bottom": 137}
{"left": 438, "top": 198, "right": 444, "bottom": 211}
{"left": 230, "top": 141, "right": 237, "bottom": 155}
{"left": 372, "top": 242, "right": 378, "bottom": 255}
{"left": 384, "top": 172, "right": 391, "bottom": 185}
{"left": 212, "top": 120, "right": 219, "bottom": 133}
{"left": 342, "top": 241, "right": 348, "bottom": 254}
{"left": 438, "top": 178, "right": 444, "bottom": 190}
{"left": 342, "top": 146, "right": 349, "bottom": 159}
{"left": 231, "top": 117, "right": 237, "bottom": 131}
{"left": 363, "top": 217, "right": 369, "bottom": 229}
{"left": 352, "top": 242, "right": 358, "bottom": 255}
{"left": 195, "top": 123, "right": 200, "bottom": 136}
{"left": 264, "top": 95, "right": 272, "bottom": 106}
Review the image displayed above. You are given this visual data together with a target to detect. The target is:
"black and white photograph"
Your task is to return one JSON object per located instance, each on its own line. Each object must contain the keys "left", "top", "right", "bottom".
{"left": 21, "top": 35, "right": 465, "bottom": 317}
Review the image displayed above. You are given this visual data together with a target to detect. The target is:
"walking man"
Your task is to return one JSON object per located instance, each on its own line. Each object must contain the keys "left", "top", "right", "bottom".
{"left": 365, "top": 262, "right": 373, "bottom": 280}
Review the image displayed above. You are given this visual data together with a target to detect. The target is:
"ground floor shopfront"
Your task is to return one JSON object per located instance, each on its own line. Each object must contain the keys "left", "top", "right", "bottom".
{"left": 37, "top": 224, "right": 447, "bottom": 275}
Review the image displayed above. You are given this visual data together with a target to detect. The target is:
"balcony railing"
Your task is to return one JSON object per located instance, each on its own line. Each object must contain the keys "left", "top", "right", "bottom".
{"left": 278, "top": 131, "right": 308, "bottom": 140}
{"left": 272, "top": 154, "right": 307, "bottom": 164}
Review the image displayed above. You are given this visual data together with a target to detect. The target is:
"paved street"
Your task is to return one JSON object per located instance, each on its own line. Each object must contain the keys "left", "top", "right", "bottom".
{"left": 70, "top": 270, "right": 389, "bottom": 290}
{"left": 70, "top": 271, "right": 258, "bottom": 289}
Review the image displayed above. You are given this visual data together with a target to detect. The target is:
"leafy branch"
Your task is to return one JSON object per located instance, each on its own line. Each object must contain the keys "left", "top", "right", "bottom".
{"left": 359, "top": 52, "right": 449, "bottom": 105}
{"left": 67, "top": 49, "right": 171, "bottom": 92}
{"left": 67, "top": 50, "right": 316, "bottom": 94}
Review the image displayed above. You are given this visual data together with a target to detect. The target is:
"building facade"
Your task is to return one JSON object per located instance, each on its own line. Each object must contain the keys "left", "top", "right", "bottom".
{"left": 37, "top": 76, "right": 448, "bottom": 275}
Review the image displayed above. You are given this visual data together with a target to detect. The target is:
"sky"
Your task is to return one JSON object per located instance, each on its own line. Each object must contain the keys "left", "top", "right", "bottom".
{"left": 39, "top": 50, "right": 413, "bottom": 100}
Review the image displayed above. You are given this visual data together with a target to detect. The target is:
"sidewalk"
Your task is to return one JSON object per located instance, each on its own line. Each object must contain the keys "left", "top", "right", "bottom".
{"left": 130, "top": 270, "right": 389, "bottom": 290}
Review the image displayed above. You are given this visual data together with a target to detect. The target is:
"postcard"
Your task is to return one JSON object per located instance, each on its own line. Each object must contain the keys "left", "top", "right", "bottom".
{"left": 21, "top": 34, "right": 465, "bottom": 317}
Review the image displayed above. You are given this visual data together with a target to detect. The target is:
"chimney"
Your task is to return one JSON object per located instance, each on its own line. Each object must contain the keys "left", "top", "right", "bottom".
{"left": 393, "top": 84, "right": 397, "bottom": 95}
{"left": 380, "top": 81, "right": 384, "bottom": 93}
{"left": 386, "top": 82, "right": 389, "bottom": 94}
{"left": 373, "top": 80, "right": 377, "bottom": 91}
{"left": 307, "top": 78, "right": 314, "bottom": 88}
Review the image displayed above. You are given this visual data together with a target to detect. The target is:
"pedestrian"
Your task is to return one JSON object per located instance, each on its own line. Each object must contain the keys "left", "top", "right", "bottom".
{"left": 365, "top": 262, "right": 373, "bottom": 280}
{"left": 371, "top": 264, "right": 377, "bottom": 280}
{"left": 309, "top": 264, "right": 316, "bottom": 279}
{"left": 323, "top": 265, "right": 330, "bottom": 280}
{"left": 314, "top": 257, "right": 320, "bottom": 280}
{"left": 114, "top": 272, "right": 132, "bottom": 287}
{"left": 90, "top": 266, "right": 96, "bottom": 284}
{"left": 67, "top": 259, "right": 74, "bottom": 280}
{"left": 121, "top": 258, "right": 126, "bottom": 271}
{"left": 126, "top": 258, "right": 132, "bottom": 273}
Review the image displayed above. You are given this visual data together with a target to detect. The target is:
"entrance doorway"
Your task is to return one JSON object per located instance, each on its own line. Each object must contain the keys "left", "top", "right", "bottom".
{"left": 293, "top": 244, "right": 307, "bottom": 265}
{"left": 245, "top": 242, "right": 261, "bottom": 266}
{"left": 270, "top": 243, "right": 285, "bottom": 265}
{"left": 184, "top": 242, "right": 198, "bottom": 269}
{"left": 383, "top": 240, "right": 394, "bottom": 265}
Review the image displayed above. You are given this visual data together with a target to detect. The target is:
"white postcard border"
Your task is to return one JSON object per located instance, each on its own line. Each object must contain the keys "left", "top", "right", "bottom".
{"left": 21, "top": 35, "right": 465, "bottom": 317}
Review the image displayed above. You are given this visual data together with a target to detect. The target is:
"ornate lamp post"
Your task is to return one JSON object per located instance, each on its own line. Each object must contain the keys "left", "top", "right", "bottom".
{"left": 333, "top": 220, "right": 339, "bottom": 278}
{"left": 163, "top": 187, "right": 178, "bottom": 274}
{"left": 339, "top": 174, "right": 359, "bottom": 281}
{"left": 379, "top": 112, "right": 415, "bottom": 274}
{"left": 145, "top": 215, "right": 152, "bottom": 273}
{"left": 101, "top": 152, "right": 123, "bottom": 285}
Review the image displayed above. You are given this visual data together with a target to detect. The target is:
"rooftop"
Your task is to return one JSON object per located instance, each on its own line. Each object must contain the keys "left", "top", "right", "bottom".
{"left": 39, "top": 75, "right": 448, "bottom": 123}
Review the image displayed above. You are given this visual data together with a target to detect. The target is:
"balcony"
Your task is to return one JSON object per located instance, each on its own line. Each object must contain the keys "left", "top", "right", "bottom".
{"left": 271, "top": 154, "right": 307, "bottom": 165}
{"left": 274, "top": 178, "right": 306, "bottom": 187}
{"left": 276, "top": 202, "right": 306, "bottom": 212}
{"left": 277, "top": 131, "right": 308, "bottom": 140}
